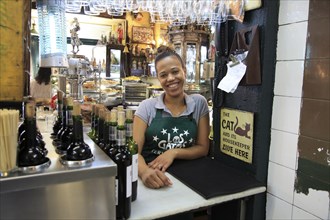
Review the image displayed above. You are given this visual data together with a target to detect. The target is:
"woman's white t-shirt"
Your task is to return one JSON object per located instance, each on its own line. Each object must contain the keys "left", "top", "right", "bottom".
{"left": 30, "top": 79, "right": 52, "bottom": 99}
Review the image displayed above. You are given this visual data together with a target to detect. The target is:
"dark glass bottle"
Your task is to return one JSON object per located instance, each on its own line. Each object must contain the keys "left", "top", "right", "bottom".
{"left": 96, "top": 107, "right": 105, "bottom": 146}
{"left": 66, "top": 101, "right": 93, "bottom": 161}
{"left": 18, "top": 98, "right": 46, "bottom": 155}
{"left": 51, "top": 90, "right": 64, "bottom": 138}
{"left": 99, "top": 111, "right": 111, "bottom": 151}
{"left": 114, "top": 111, "right": 132, "bottom": 220}
{"left": 18, "top": 102, "right": 49, "bottom": 167}
{"left": 125, "top": 109, "right": 138, "bottom": 202}
{"left": 53, "top": 95, "right": 67, "bottom": 147}
{"left": 90, "top": 104, "right": 101, "bottom": 142}
{"left": 57, "top": 96, "right": 74, "bottom": 154}
{"left": 87, "top": 104, "right": 96, "bottom": 139}
{"left": 105, "top": 109, "right": 118, "bottom": 159}
{"left": 18, "top": 97, "right": 45, "bottom": 148}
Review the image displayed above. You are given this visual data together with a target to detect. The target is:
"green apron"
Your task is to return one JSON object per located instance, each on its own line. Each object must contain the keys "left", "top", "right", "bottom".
{"left": 142, "top": 109, "right": 198, "bottom": 163}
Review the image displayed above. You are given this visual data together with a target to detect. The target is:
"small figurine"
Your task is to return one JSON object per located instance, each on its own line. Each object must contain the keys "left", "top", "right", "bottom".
{"left": 117, "top": 23, "right": 123, "bottom": 45}
{"left": 70, "top": 17, "right": 82, "bottom": 55}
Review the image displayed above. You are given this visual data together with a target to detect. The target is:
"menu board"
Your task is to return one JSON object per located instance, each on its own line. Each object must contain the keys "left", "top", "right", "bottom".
{"left": 0, "top": 0, "right": 25, "bottom": 101}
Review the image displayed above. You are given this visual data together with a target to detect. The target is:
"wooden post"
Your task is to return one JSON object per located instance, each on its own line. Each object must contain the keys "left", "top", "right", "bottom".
{"left": 0, "top": 0, "right": 31, "bottom": 103}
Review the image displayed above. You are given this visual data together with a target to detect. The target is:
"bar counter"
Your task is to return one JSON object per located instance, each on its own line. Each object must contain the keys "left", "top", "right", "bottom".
{"left": 0, "top": 132, "right": 117, "bottom": 220}
{"left": 1, "top": 117, "right": 266, "bottom": 220}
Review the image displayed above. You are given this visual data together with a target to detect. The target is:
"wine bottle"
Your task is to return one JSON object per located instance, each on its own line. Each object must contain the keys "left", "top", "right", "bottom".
{"left": 57, "top": 96, "right": 74, "bottom": 154}
{"left": 51, "top": 90, "right": 64, "bottom": 138}
{"left": 87, "top": 104, "right": 96, "bottom": 139}
{"left": 106, "top": 109, "right": 118, "bottom": 160}
{"left": 18, "top": 102, "right": 48, "bottom": 167}
{"left": 114, "top": 111, "right": 132, "bottom": 220}
{"left": 90, "top": 104, "right": 101, "bottom": 142}
{"left": 96, "top": 107, "right": 105, "bottom": 146}
{"left": 66, "top": 101, "right": 93, "bottom": 161}
{"left": 99, "top": 110, "right": 111, "bottom": 151}
{"left": 125, "top": 109, "right": 138, "bottom": 202}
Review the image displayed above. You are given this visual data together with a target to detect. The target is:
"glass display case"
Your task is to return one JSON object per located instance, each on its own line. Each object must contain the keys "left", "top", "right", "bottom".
{"left": 169, "top": 27, "right": 210, "bottom": 84}
{"left": 106, "top": 44, "right": 125, "bottom": 78}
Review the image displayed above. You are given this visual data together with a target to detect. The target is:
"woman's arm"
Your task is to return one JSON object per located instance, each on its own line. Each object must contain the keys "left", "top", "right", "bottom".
{"left": 133, "top": 115, "right": 172, "bottom": 189}
{"left": 148, "top": 114, "right": 210, "bottom": 171}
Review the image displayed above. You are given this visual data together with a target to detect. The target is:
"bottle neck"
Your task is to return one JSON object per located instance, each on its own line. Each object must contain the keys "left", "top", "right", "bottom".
{"left": 66, "top": 106, "right": 73, "bottom": 127}
{"left": 72, "top": 115, "right": 84, "bottom": 142}
{"left": 126, "top": 120, "right": 133, "bottom": 138}
{"left": 116, "top": 126, "right": 126, "bottom": 147}
{"left": 98, "top": 118, "right": 105, "bottom": 139}
{"left": 25, "top": 117, "right": 37, "bottom": 146}
{"left": 109, "top": 122, "right": 117, "bottom": 142}
{"left": 57, "top": 102, "right": 63, "bottom": 119}
{"left": 62, "top": 106, "right": 67, "bottom": 127}
{"left": 103, "top": 121, "right": 111, "bottom": 144}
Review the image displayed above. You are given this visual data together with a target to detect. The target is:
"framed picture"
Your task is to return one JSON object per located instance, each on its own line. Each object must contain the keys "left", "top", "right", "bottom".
{"left": 132, "top": 26, "right": 154, "bottom": 44}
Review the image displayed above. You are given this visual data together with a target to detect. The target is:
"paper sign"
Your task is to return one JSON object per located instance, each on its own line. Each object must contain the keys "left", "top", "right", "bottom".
{"left": 217, "top": 62, "right": 247, "bottom": 93}
{"left": 220, "top": 108, "right": 254, "bottom": 164}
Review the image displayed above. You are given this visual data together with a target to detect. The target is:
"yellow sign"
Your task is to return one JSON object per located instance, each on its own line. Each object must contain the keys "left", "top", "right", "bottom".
{"left": 220, "top": 108, "right": 254, "bottom": 163}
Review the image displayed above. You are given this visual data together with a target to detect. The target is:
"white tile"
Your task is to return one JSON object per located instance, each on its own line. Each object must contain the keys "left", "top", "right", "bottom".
{"left": 269, "top": 129, "right": 298, "bottom": 170}
{"left": 277, "top": 22, "right": 308, "bottom": 61}
{"left": 279, "top": 0, "right": 310, "bottom": 25}
{"left": 266, "top": 193, "right": 293, "bottom": 220}
{"left": 271, "top": 96, "right": 301, "bottom": 134}
{"left": 294, "top": 188, "right": 330, "bottom": 219}
{"left": 292, "top": 206, "right": 321, "bottom": 220}
{"left": 274, "top": 61, "right": 304, "bottom": 97}
{"left": 267, "top": 162, "right": 295, "bottom": 204}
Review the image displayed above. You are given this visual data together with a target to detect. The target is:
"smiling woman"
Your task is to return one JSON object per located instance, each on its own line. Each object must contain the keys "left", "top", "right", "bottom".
{"left": 133, "top": 46, "right": 210, "bottom": 190}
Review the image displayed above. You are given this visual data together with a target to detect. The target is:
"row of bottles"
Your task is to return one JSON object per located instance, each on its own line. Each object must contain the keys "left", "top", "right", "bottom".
{"left": 51, "top": 92, "right": 93, "bottom": 161}
{"left": 88, "top": 104, "right": 138, "bottom": 220}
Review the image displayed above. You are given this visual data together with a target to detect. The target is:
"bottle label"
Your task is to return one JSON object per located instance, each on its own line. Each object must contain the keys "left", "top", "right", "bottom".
{"left": 110, "top": 126, "right": 117, "bottom": 140}
{"left": 58, "top": 103, "right": 63, "bottom": 116}
{"left": 67, "top": 111, "right": 73, "bottom": 125}
{"left": 132, "top": 154, "right": 138, "bottom": 182}
{"left": 126, "top": 123, "right": 133, "bottom": 137}
{"left": 126, "top": 165, "right": 132, "bottom": 198}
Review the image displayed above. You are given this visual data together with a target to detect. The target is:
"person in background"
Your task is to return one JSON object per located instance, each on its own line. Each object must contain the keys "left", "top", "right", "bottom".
{"left": 30, "top": 67, "right": 53, "bottom": 106}
{"left": 133, "top": 46, "right": 210, "bottom": 189}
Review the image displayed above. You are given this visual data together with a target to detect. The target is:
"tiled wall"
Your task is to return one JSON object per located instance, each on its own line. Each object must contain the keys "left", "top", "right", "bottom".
{"left": 266, "top": 0, "right": 330, "bottom": 220}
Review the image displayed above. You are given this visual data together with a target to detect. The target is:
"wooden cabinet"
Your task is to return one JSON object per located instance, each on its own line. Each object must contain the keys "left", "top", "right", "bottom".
{"left": 169, "top": 28, "right": 210, "bottom": 84}
{"left": 130, "top": 55, "right": 148, "bottom": 76}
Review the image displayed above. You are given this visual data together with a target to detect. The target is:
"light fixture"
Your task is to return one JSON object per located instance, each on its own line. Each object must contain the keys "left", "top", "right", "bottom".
{"left": 123, "top": 45, "right": 129, "bottom": 53}
{"left": 37, "top": 0, "right": 68, "bottom": 67}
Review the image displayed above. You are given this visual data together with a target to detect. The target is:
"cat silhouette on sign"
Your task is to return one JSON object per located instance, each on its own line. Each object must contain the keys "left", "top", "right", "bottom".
{"left": 234, "top": 116, "right": 251, "bottom": 139}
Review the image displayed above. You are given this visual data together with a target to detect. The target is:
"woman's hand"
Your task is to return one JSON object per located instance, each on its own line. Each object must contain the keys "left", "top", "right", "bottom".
{"left": 148, "top": 150, "right": 177, "bottom": 172}
{"left": 140, "top": 167, "right": 172, "bottom": 189}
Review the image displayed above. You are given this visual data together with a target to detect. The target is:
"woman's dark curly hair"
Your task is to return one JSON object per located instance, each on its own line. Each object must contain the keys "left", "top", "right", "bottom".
{"left": 154, "top": 45, "right": 185, "bottom": 70}
{"left": 35, "top": 67, "right": 52, "bottom": 85}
